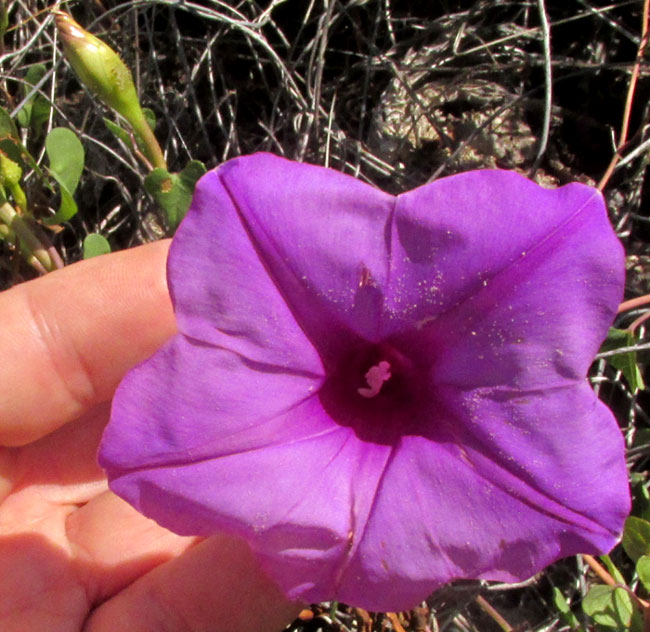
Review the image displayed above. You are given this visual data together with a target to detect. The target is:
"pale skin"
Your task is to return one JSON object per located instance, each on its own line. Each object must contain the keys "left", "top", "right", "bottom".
{"left": 0, "top": 240, "right": 300, "bottom": 631}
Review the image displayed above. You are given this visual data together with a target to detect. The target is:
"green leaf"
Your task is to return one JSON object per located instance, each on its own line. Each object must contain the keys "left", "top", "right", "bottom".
{"left": 142, "top": 107, "right": 156, "bottom": 131}
{"left": 43, "top": 127, "right": 85, "bottom": 224}
{"left": 601, "top": 328, "right": 645, "bottom": 392}
{"left": 623, "top": 516, "right": 650, "bottom": 563}
{"left": 83, "top": 233, "right": 111, "bottom": 259}
{"left": 0, "top": 138, "right": 28, "bottom": 171}
{"left": 0, "top": 106, "right": 18, "bottom": 140}
{"left": 103, "top": 117, "right": 132, "bottom": 147}
{"left": 45, "top": 128, "right": 84, "bottom": 193}
{"left": 104, "top": 111, "right": 159, "bottom": 163}
{"left": 601, "top": 554, "right": 627, "bottom": 585}
{"left": 144, "top": 160, "right": 206, "bottom": 232}
{"left": 637, "top": 555, "right": 650, "bottom": 592}
{"left": 16, "top": 64, "right": 51, "bottom": 137}
{"left": 0, "top": 108, "right": 41, "bottom": 176}
{"left": 46, "top": 185, "right": 77, "bottom": 225}
{"left": 552, "top": 587, "right": 581, "bottom": 629}
{"left": 583, "top": 584, "right": 634, "bottom": 629}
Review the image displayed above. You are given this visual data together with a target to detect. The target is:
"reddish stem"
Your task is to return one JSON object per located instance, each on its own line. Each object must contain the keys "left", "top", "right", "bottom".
{"left": 598, "top": 0, "right": 650, "bottom": 191}
{"left": 619, "top": 294, "right": 650, "bottom": 314}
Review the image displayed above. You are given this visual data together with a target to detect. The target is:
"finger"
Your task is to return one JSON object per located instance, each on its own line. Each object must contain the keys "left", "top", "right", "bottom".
{"left": 84, "top": 533, "right": 301, "bottom": 632}
{"left": 66, "top": 491, "right": 197, "bottom": 602}
{"left": 0, "top": 404, "right": 109, "bottom": 510}
{"left": 0, "top": 482, "right": 191, "bottom": 630}
{"left": 0, "top": 240, "right": 175, "bottom": 446}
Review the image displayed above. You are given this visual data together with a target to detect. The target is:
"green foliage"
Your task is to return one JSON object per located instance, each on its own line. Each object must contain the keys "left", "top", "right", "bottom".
{"left": 104, "top": 109, "right": 156, "bottom": 152}
{"left": 582, "top": 584, "right": 638, "bottom": 630}
{"left": 636, "top": 556, "right": 650, "bottom": 592}
{"left": 142, "top": 108, "right": 156, "bottom": 131}
{"left": 103, "top": 117, "right": 132, "bottom": 147}
{"left": 0, "top": 106, "right": 18, "bottom": 139}
{"left": 0, "top": 152, "right": 27, "bottom": 211}
{"left": 582, "top": 555, "right": 649, "bottom": 631}
{"left": 601, "top": 328, "right": 645, "bottom": 392}
{"left": 0, "top": 0, "right": 648, "bottom": 627}
{"left": 83, "top": 233, "right": 111, "bottom": 259}
{"left": 144, "top": 160, "right": 206, "bottom": 232}
{"left": 552, "top": 587, "right": 581, "bottom": 630}
{"left": 0, "top": 151, "right": 22, "bottom": 187}
{"left": 0, "top": 106, "right": 40, "bottom": 174}
{"left": 43, "top": 127, "right": 84, "bottom": 225}
{"left": 623, "top": 517, "right": 650, "bottom": 563}
{"left": 16, "top": 64, "right": 51, "bottom": 137}
{"left": 601, "top": 554, "right": 627, "bottom": 585}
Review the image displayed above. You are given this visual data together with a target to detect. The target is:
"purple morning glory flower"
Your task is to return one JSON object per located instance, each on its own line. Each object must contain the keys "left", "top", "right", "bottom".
{"left": 100, "top": 153, "right": 630, "bottom": 612}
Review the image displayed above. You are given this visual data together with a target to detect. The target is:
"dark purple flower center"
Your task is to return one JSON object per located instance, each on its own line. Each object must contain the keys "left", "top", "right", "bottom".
{"left": 319, "top": 342, "right": 426, "bottom": 444}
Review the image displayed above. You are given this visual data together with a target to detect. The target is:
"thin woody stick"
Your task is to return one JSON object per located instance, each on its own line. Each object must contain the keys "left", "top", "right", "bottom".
{"left": 583, "top": 554, "right": 616, "bottom": 587}
{"left": 598, "top": 0, "right": 650, "bottom": 191}
{"left": 475, "top": 595, "right": 514, "bottom": 632}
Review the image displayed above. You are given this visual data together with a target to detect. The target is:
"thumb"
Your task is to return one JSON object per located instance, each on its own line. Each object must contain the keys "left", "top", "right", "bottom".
{"left": 84, "top": 533, "right": 301, "bottom": 632}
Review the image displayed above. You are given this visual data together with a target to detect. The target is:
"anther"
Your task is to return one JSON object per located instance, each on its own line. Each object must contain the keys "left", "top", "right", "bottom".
{"left": 358, "top": 360, "right": 392, "bottom": 398}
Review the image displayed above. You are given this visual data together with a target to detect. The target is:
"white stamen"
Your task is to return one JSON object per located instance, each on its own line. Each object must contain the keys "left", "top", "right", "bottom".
{"left": 358, "top": 360, "right": 392, "bottom": 398}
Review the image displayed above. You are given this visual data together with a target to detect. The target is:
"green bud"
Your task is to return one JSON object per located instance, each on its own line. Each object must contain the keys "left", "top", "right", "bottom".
{"left": 54, "top": 11, "right": 167, "bottom": 171}
{"left": 54, "top": 11, "right": 143, "bottom": 125}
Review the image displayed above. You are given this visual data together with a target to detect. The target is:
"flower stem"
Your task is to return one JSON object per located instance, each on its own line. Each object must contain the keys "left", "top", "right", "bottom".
{"left": 130, "top": 110, "right": 167, "bottom": 171}
{"left": 8, "top": 181, "right": 27, "bottom": 213}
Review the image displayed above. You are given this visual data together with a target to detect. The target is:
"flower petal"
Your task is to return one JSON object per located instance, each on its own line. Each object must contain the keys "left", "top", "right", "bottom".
{"left": 433, "top": 381, "right": 630, "bottom": 542}
{"left": 105, "top": 399, "right": 393, "bottom": 605}
{"left": 100, "top": 335, "right": 326, "bottom": 472}
{"left": 384, "top": 172, "right": 622, "bottom": 385}
{"left": 170, "top": 153, "right": 395, "bottom": 369}
{"left": 335, "top": 395, "right": 627, "bottom": 611}
{"left": 428, "top": 186, "right": 621, "bottom": 389}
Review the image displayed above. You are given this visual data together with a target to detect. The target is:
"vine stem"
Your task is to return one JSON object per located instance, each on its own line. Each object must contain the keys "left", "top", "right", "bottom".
{"left": 583, "top": 554, "right": 615, "bottom": 586}
{"left": 618, "top": 294, "right": 650, "bottom": 314}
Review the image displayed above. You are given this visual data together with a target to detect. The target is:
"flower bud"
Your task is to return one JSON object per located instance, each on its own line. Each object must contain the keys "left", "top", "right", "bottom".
{"left": 54, "top": 11, "right": 167, "bottom": 170}
{"left": 54, "top": 11, "right": 143, "bottom": 124}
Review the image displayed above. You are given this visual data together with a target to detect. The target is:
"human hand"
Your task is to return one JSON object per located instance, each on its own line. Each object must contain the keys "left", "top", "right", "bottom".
{"left": 0, "top": 241, "right": 300, "bottom": 631}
